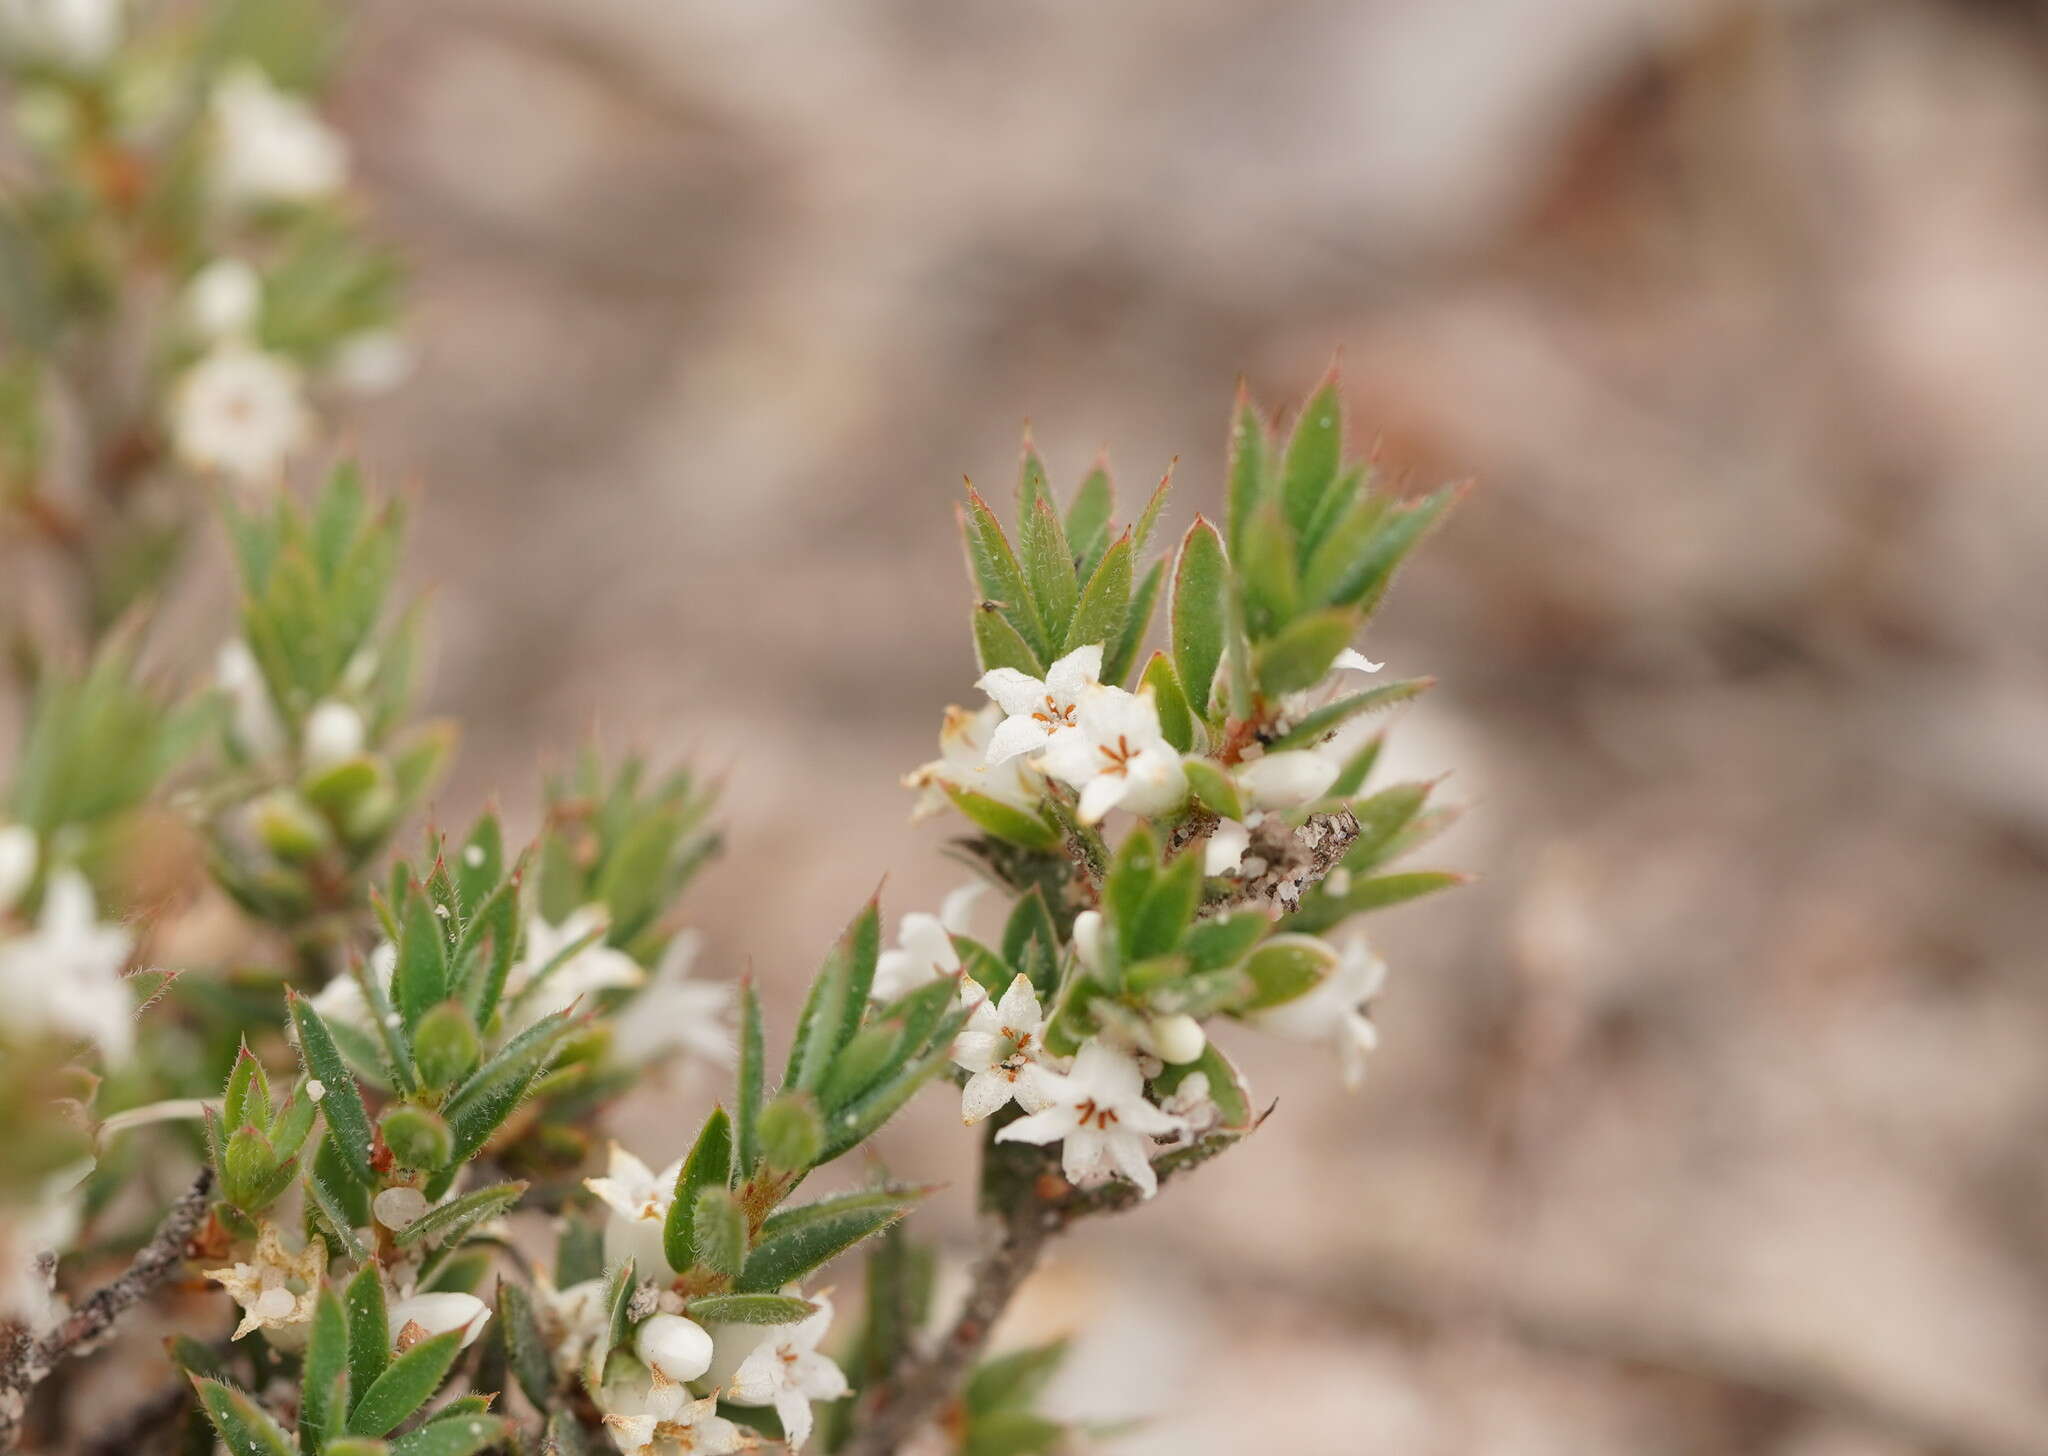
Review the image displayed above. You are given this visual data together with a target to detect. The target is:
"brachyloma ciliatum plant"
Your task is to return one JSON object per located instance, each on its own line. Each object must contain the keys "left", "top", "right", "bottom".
{"left": 0, "top": 6, "right": 1466, "bottom": 1455}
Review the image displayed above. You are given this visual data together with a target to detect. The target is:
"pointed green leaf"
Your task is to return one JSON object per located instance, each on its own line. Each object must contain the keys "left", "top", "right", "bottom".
{"left": 442, "top": 1009, "right": 576, "bottom": 1163}
{"left": 687, "top": 1292, "right": 817, "bottom": 1326}
{"left": 1138, "top": 653, "right": 1194, "bottom": 754}
{"left": 299, "top": 1291, "right": 351, "bottom": 1447}
{"left": 1281, "top": 369, "right": 1343, "bottom": 539}
{"left": 347, "top": 1327, "right": 465, "bottom": 1437}
{"left": 393, "top": 1181, "right": 527, "bottom": 1250}
{"left": 971, "top": 601, "right": 1047, "bottom": 678}
{"left": 736, "top": 981, "right": 765, "bottom": 1176}
{"left": 1226, "top": 384, "right": 1270, "bottom": 554}
{"left": 1253, "top": 608, "right": 1358, "bottom": 699}
{"left": 497, "top": 1280, "right": 552, "bottom": 1410}
{"left": 1180, "top": 758, "right": 1243, "bottom": 822}
{"left": 942, "top": 785, "right": 1059, "bottom": 851}
{"left": 1317, "top": 482, "right": 1462, "bottom": 611}
{"left": 1343, "top": 780, "right": 1433, "bottom": 870}
{"left": 1062, "top": 530, "right": 1130, "bottom": 658}
{"left": 662, "top": 1106, "right": 734, "bottom": 1275}
{"left": 1065, "top": 463, "right": 1115, "bottom": 581}
{"left": 1127, "top": 846, "right": 1202, "bottom": 961}
{"left": 1020, "top": 496, "right": 1078, "bottom": 651}
{"left": 1170, "top": 517, "right": 1228, "bottom": 720}
{"left": 1237, "top": 503, "right": 1299, "bottom": 642}
{"left": 392, "top": 886, "right": 449, "bottom": 1030}
{"left": 1286, "top": 870, "right": 1466, "bottom": 935}
{"left": 966, "top": 1339, "right": 1071, "bottom": 1414}
{"left": 288, "top": 992, "right": 375, "bottom": 1186}
{"left": 344, "top": 1263, "right": 390, "bottom": 1418}
{"left": 960, "top": 492, "right": 1047, "bottom": 660}
{"left": 1181, "top": 911, "right": 1269, "bottom": 972}
{"left": 1103, "top": 557, "right": 1163, "bottom": 688}
{"left": 391, "top": 1414, "right": 511, "bottom": 1456}
{"left": 191, "top": 1377, "right": 296, "bottom": 1456}
{"left": 1266, "top": 677, "right": 1428, "bottom": 752}
{"left": 739, "top": 1189, "right": 920, "bottom": 1293}
{"left": 785, "top": 900, "right": 881, "bottom": 1093}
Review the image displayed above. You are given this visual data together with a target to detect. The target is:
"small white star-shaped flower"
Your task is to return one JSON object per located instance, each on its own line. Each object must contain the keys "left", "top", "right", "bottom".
{"left": 608, "top": 929, "right": 735, "bottom": 1067}
{"left": 0, "top": 868, "right": 135, "bottom": 1060}
{"left": 1244, "top": 936, "right": 1388, "bottom": 1089}
{"left": 1037, "top": 685, "right": 1187, "bottom": 824}
{"left": 976, "top": 643, "right": 1103, "bottom": 767}
{"left": 601, "top": 1369, "right": 749, "bottom": 1456}
{"left": 210, "top": 65, "right": 348, "bottom": 206}
{"left": 951, "top": 974, "right": 1058, "bottom": 1124}
{"left": 723, "top": 1294, "right": 850, "bottom": 1451}
{"left": 872, "top": 882, "right": 985, "bottom": 1002}
{"left": 505, "top": 905, "right": 646, "bottom": 1031}
{"left": 903, "top": 703, "right": 1043, "bottom": 818}
{"left": 585, "top": 1142, "right": 683, "bottom": 1277}
{"left": 171, "top": 343, "right": 311, "bottom": 485}
{"left": 995, "top": 1040, "right": 1188, "bottom": 1199}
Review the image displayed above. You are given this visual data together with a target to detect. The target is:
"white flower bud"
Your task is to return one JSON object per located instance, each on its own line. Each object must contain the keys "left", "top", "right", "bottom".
{"left": 0, "top": 825, "right": 36, "bottom": 914}
{"left": 634, "top": 1312, "right": 714, "bottom": 1383}
{"left": 331, "top": 330, "right": 412, "bottom": 395}
{"left": 1236, "top": 750, "right": 1338, "bottom": 810}
{"left": 1071, "top": 910, "right": 1105, "bottom": 975}
{"left": 217, "top": 639, "right": 286, "bottom": 759}
{"left": 1145, "top": 1013, "right": 1206, "bottom": 1065}
{"left": 184, "top": 258, "right": 261, "bottom": 340}
{"left": 303, "top": 700, "right": 366, "bottom": 770}
{"left": 372, "top": 1186, "right": 428, "bottom": 1231}
{"left": 388, "top": 1291, "right": 491, "bottom": 1349}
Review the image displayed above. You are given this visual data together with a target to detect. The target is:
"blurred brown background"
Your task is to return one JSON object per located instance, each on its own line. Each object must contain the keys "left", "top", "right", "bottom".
{"left": 322, "top": 2, "right": 2047, "bottom": 1452}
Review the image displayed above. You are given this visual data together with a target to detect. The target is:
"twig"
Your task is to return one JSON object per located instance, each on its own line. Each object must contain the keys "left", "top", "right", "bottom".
{"left": 0, "top": 1167, "right": 214, "bottom": 1452}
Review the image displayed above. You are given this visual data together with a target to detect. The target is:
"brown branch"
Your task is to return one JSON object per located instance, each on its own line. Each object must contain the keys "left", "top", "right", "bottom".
{"left": 0, "top": 1167, "right": 213, "bottom": 1453}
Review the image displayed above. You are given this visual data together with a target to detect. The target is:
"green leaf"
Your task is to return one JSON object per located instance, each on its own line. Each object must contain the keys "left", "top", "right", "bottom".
{"left": 1065, "top": 462, "right": 1115, "bottom": 581}
{"left": 1138, "top": 653, "right": 1195, "bottom": 755}
{"left": 943, "top": 786, "right": 1059, "bottom": 851}
{"left": 1327, "top": 729, "right": 1384, "bottom": 800}
{"left": 390, "top": 1414, "right": 510, "bottom": 1456}
{"left": 757, "top": 1092, "right": 825, "bottom": 1173}
{"left": 1287, "top": 870, "right": 1466, "bottom": 936}
{"left": 1020, "top": 497, "right": 1078, "bottom": 651}
{"left": 1237, "top": 503, "right": 1299, "bottom": 642}
{"left": 1344, "top": 780, "right": 1433, "bottom": 870}
{"left": 442, "top": 1010, "right": 576, "bottom": 1163}
{"left": 301, "top": 1291, "right": 351, "bottom": 1448}
{"left": 1103, "top": 558, "right": 1164, "bottom": 687}
{"left": 1225, "top": 382, "right": 1270, "bottom": 555}
{"left": 1281, "top": 368, "right": 1343, "bottom": 541}
{"left": 555, "top": 1217, "right": 605, "bottom": 1289}
{"left": 393, "top": 1181, "right": 527, "bottom": 1250}
{"left": 735, "top": 982, "right": 765, "bottom": 1176}
{"left": 785, "top": 900, "right": 881, "bottom": 1094}
{"left": 1063, "top": 530, "right": 1131, "bottom": 657}
{"left": 685, "top": 1293, "right": 817, "bottom": 1326}
{"left": 1000, "top": 890, "right": 1060, "bottom": 999}
{"left": 454, "top": 815, "right": 503, "bottom": 912}
{"left": 347, "top": 1327, "right": 465, "bottom": 1437}
{"left": 1266, "top": 677, "right": 1428, "bottom": 751}
{"left": 816, "top": 1003, "right": 972, "bottom": 1163}
{"left": 191, "top": 1377, "right": 296, "bottom": 1456}
{"left": 819, "top": 1019, "right": 907, "bottom": 1110}
{"left": 497, "top": 1280, "right": 553, "bottom": 1409}
{"left": 740, "top": 1190, "right": 919, "bottom": 1293}
{"left": 966, "top": 1339, "right": 1070, "bottom": 1414}
{"left": 602, "top": 1258, "right": 637, "bottom": 1352}
{"left": 1170, "top": 517, "right": 1229, "bottom": 720}
{"left": 960, "top": 491, "right": 1047, "bottom": 661}
{"left": 1240, "top": 934, "right": 1339, "bottom": 1010}
{"left": 305, "top": 1173, "right": 370, "bottom": 1265}
{"left": 964, "top": 1410, "right": 1068, "bottom": 1456}
{"left": 691, "top": 1186, "right": 746, "bottom": 1278}
{"left": 971, "top": 598, "right": 1048, "bottom": 677}
{"left": 1315, "top": 482, "right": 1462, "bottom": 611}
{"left": 662, "top": 1106, "right": 734, "bottom": 1275}
{"left": 1253, "top": 608, "right": 1358, "bottom": 699}
{"left": 288, "top": 993, "right": 375, "bottom": 1186}
{"left": 1180, "top": 758, "right": 1243, "bottom": 821}
{"left": 453, "top": 875, "right": 520, "bottom": 1028}
{"left": 344, "top": 1263, "right": 390, "bottom": 1409}
{"left": 224, "top": 1042, "right": 271, "bottom": 1134}
{"left": 1181, "top": 912, "right": 1269, "bottom": 972}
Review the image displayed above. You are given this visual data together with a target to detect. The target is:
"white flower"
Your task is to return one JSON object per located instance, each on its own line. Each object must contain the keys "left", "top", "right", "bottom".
{"left": 210, "top": 65, "right": 347, "bottom": 206}
{"left": 171, "top": 343, "right": 310, "bottom": 484}
{"left": 183, "top": 258, "right": 261, "bottom": 340}
{"left": 0, "top": 824, "right": 37, "bottom": 914}
{"left": 532, "top": 1275, "right": 611, "bottom": 1380}
{"left": 0, "top": 1161, "right": 89, "bottom": 1329}
{"left": 216, "top": 640, "right": 286, "bottom": 759}
{"left": 1038, "top": 685, "right": 1187, "bottom": 823}
{"left": 307, "top": 940, "right": 394, "bottom": 1036}
{"left": 1203, "top": 817, "right": 1251, "bottom": 876}
{"left": 607, "top": 930, "right": 735, "bottom": 1068}
{"left": 1245, "top": 936, "right": 1387, "bottom": 1090}
{"left": 902, "top": 703, "right": 1042, "bottom": 819}
{"left": 0, "top": 868, "right": 135, "bottom": 1060}
{"left": 505, "top": 906, "right": 645, "bottom": 1032}
{"left": 585, "top": 1142, "right": 682, "bottom": 1277}
{"left": 976, "top": 643, "right": 1103, "bottom": 767}
{"left": 723, "top": 1293, "right": 849, "bottom": 1450}
{"left": 303, "top": 698, "right": 366, "bottom": 770}
{"left": 635, "top": 1311, "right": 714, "bottom": 1383}
{"left": 951, "top": 974, "right": 1057, "bottom": 1124}
{"left": 204, "top": 1222, "right": 325, "bottom": 1341}
{"left": 872, "top": 882, "right": 985, "bottom": 1002}
{"left": 331, "top": 330, "right": 412, "bottom": 395}
{"left": 1235, "top": 749, "right": 1339, "bottom": 810}
{"left": 389, "top": 1291, "right": 492, "bottom": 1350}
{"left": 600, "top": 1369, "right": 748, "bottom": 1456}
{"left": 0, "top": 0, "right": 121, "bottom": 68}
{"left": 995, "top": 1040, "right": 1187, "bottom": 1199}
{"left": 1332, "top": 647, "right": 1384, "bottom": 675}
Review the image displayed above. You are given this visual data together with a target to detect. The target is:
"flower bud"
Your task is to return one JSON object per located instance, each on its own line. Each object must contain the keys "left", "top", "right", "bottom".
{"left": 388, "top": 1291, "right": 490, "bottom": 1350}
{"left": 379, "top": 1104, "right": 452, "bottom": 1171}
{"left": 303, "top": 699, "right": 367, "bottom": 771}
{"left": 1235, "top": 750, "right": 1339, "bottom": 810}
{"left": 1144, "top": 1012, "right": 1206, "bottom": 1065}
{"left": 251, "top": 789, "right": 333, "bottom": 862}
{"left": 633, "top": 1312, "right": 714, "bottom": 1383}
{"left": 413, "top": 1002, "right": 480, "bottom": 1090}
{"left": 185, "top": 258, "right": 261, "bottom": 340}
{"left": 756, "top": 1092, "right": 823, "bottom": 1173}
{"left": 223, "top": 1124, "right": 276, "bottom": 1206}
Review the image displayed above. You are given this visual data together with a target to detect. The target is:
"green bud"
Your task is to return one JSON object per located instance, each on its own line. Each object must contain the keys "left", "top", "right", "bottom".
{"left": 756, "top": 1092, "right": 823, "bottom": 1174}
{"left": 222, "top": 1125, "right": 276, "bottom": 1207}
{"left": 413, "top": 1001, "right": 480, "bottom": 1090}
{"left": 379, "top": 1104, "right": 453, "bottom": 1171}
{"left": 250, "top": 789, "right": 335, "bottom": 863}
{"left": 1239, "top": 933, "right": 1339, "bottom": 1011}
{"left": 691, "top": 1186, "right": 745, "bottom": 1277}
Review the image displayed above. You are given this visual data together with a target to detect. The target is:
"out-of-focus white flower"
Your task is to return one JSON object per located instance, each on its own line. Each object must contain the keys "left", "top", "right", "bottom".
{"left": 505, "top": 906, "right": 644, "bottom": 1032}
{"left": 607, "top": 929, "right": 734, "bottom": 1068}
{"left": 183, "top": 258, "right": 261, "bottom": 340}
{"left": 1245, "top": 935, "right": 1387, "bottom": 1089}
{"left": 903, "top": 703, "right": 1041, "bottom": 819}
{"left": 722, "top": 1293, "right": 849, "bottom": 1450}
{"left": 1038, "top": 685, "right": 1186, "bottom": 823}
{"left": 216, "top": 640, "right": 286, "bottom": 759}
{"left": 951, "top": 973, "right": 1057, "bottom": 1124}
{"left": 634, "top": 1311, "right": 714, "bottom": 1383}
{"left": 585, "top": 1142, "right": 681, "bottom": 1278}
{"left": 977, "top": 643, "right": 1103, "bottom": 767}
{"left": 0, "top": 824, "right": 37, "bottom": 914}
{"left": 1236, "top": 749, "right": 1339, "bottom": 810}
{"left": 330, "top": 330, "right": 412, "bottom": 395}
{"left": 1332, "top": 647, "right": 1383, "bottom": 675}
{"left": 1203, "top": 817, "right": 1252, "bottom": 876}
{"left": 204, "top": 1222, "right": 324, "bottom": 1341}
{"left": 872, "top": 882, "right": 984, "bottom": 1002}
{"left": 210, "top": 65, "right": 347, "bottom": 206}
{"left": 171, "top": 343, "right": 310, "bottom": 484}
{"left": 599, "top": 1368, "right": 748, "bottom": 1456}
{"left": 0, "top": 868, "right": 134, "bottom": 1060}
{"left": 532, "top": 1275, "right": 611, "bottom": 1380}
{"left": 0, "top": 0, "right": 121, "bottom": 69}
{"left": 0, "top": 1161, "right": 89, "bottom": 1329}
{"left": 995, "top": 1040, "right": 1187, "bottom": 1199}
{"left": 389, "top": 1291, "right": 491, "bottom": 1350}
{"left": 302, "top": 698, "right": 366, "bottom": 771}
{"left": 1157, "top": 1070, "right": 1225, "bottom": 1148}
{"left": 1065, "top": 910, "right": 1206, "bottom": 1066}
{"left": 307, "top": 941, "right": 394, "bottom": 1037}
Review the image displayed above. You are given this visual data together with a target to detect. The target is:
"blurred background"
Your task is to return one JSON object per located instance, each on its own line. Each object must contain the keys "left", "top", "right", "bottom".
{"left": 288, "top": 1, "right": 2048, "bottom": 1451}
